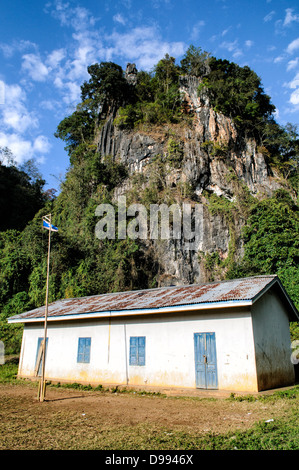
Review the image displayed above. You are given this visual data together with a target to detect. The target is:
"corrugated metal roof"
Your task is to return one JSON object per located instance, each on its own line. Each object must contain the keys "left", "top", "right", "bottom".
{"left": 8, "top": 275, "right": 290, "bottom": 323}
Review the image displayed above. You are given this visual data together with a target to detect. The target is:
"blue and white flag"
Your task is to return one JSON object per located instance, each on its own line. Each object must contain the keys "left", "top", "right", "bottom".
{"left": 42, "top": 220, "right": 58, "bottom": 232}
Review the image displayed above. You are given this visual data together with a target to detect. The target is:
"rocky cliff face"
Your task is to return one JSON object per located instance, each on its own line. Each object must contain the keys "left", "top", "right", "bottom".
{"left": 95, "top": 65, "right": 282, "bottom": 286}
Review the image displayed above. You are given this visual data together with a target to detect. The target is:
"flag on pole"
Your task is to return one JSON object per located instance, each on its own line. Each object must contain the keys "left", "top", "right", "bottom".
{"left": 42, "top": 215, "right": 58, "bottom": 232}
{"left": 42, "top": 220, "right": 58, "bottom": 232}
{"left": 38, "top": 213, "right": 58, "bottom": 402}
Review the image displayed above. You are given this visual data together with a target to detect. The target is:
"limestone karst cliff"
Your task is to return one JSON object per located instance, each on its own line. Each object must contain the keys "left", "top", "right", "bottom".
{"left": 94, "top": 63, "right": 284, "bottom": 286}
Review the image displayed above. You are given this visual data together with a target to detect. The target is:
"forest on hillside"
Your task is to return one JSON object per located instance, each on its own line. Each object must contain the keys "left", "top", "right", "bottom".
{"left": 0, "top": 46, "right": 298, "bottom": 354}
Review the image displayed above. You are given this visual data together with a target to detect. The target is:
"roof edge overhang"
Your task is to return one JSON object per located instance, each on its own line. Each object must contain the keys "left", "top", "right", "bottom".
{"left": 7, "top": 299, "right": 253, "bottom": 324}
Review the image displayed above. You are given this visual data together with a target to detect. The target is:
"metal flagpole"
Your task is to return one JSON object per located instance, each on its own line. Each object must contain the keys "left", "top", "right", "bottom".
{"left": 38, "top": 214, "right": 52, "bottom": 402}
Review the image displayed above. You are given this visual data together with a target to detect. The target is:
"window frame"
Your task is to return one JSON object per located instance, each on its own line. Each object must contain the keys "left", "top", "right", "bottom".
{"left": 77, "top": 337, "right": 91, "bottom": 364}
{"left": 129, "top": 336, "right": 146, "bottom": 366}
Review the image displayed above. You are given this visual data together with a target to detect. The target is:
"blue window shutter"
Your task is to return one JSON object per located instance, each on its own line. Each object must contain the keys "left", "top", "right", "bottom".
{"left": 85, "top": 337, "right": 91, "bottom": 363}
{"left": 77, "top": 338, "right": 84, "bottom": 363}
{"left": 130, "top": 337, "right": 137, "bottom": 365}
{"left": 138, "top": 337, "right": 146, "bottom": 366}
{"left": 77, "top": 338, "right": 91, "bottom": 363}
{"left": 129, "top": 336, "right": 146, "bottom": 366}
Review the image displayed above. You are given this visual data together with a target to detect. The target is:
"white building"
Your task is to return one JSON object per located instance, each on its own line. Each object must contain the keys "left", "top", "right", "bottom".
{"left": 8, "top": 275, "right": 298, "bottom": 392}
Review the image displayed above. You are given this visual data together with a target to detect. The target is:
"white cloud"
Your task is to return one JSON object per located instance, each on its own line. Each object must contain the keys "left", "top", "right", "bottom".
{"left": 284, "top": 72, "right": 299, "bottom": 110}
{"left": 1, "top": 83, "right": 38, "bottom": 133}
{"left": 49, "top": 35, "right": 96, "bottom": 104}
{"left": 233, "top": 50, "right": 243, "bottom": 59}
{"left": 0, "top": 81, "right": 4, "bottom": 104}
{"left": 2, "top": 108, "right": 37, "bottom": 134}
{"left": 287, "top": 57, "right": 299, "bottom": 71}
{"left": 264, "top": 11, "right": 275, "bottom": 22}
{"left": 67, "top": 41, "right": 96, "bottom": 80}
{"left": 219, "top": 39, "right": 243, "bottom": 58}
{"left": 190, "top": 20, "right": 205, "bottom": 41}
{"left": 289, "top": 72, "right": 299, "bottom": 89}
{"left": 151, "top": 0, "right": 171, "bottom": 8}
{"left": 289, "top": 88, "right": 299, "bottom": 106}
{"left": 0, "top": 132, "right": 51, "bottom": 164}
{"left": 47, "top": 48, "right": 66, "bottom": 69}
{"left": 220, "top": 40, "right": 238, "bottom": 52}
{"left": 106, "top": 26, "right": 185, "bottom": 70}
{"left": 274, "top": 9, "right": 299, "bottom": 34}
{"left": 283, "top": 8, "right": 299, "bottom": 27}
{"left": 245, "top": 40, "right": 254, "bottom": 48}
{"left": 40, "top": 99, "right": 60, "bottom": 111}
{"left": 22, "top": 53, "right": 49, "bottom": 81}
{"left": 290, "top": 88, "right": 299, "bottom": 105}
{"left": 42, "top": 2, "right": 101, "bottom": 104}
{"left": 0, "top": 133, "right": 32, "bottom": 163}
{"left": 113, "top": 13, "right": 126, "bottom": 25}
{"left": 0, "top": 81, "right": 51, "bottom": 164}
{"left": 49, "top": 0, "right": 97, "bottom": 32}
{"left": 0, "top": 43, "right": 15, "bottom": 58}
{"left": 221, "top": 27, "right": 232, "bottom": 37}
{"left": 63, "top": 81, "right": 81, "bottom": 104}
{"left": 287, "top": 38, "right": 299, "bottom": 54}
{"left": 33, "top": 135, "right": 51, "bottom": 154}
{"left": 53, "top": 76, "right": 64, "bottom": 89}
{"left": 3, "top": 82, "right": 25, "bottom": 103}
{"left": 0, "top": 39, "right": 37, "bottom": 58}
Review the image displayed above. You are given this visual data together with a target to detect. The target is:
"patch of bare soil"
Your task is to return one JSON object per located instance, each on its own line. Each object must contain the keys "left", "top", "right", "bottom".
{"left": 0, "top": 383, "right": 282, "bottom": 440}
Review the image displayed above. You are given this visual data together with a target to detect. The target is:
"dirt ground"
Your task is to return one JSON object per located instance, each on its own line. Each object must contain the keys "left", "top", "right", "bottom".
{"left": 0, "top": 382, "right": 288, "bottom": 440}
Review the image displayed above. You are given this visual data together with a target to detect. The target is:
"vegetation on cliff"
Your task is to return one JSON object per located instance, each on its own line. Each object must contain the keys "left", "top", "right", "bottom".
{"left": 0, "top": 46, "right": 298, "bottom": 353}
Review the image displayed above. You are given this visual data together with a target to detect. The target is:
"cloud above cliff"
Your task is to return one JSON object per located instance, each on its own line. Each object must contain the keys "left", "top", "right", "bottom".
{"left": 0, "top": 81, "right": 51, "bottom": 164}
{"left": 283, "top": 8, "right": 299, "bottom": 27}
{"left": 286, "top": 38, "right": 299, "bottom": 54}
{"left": 39, "top": 1, "right": 186, "bottom": 104}
{"left": 106, "top": 26, "right": 185, "bottom": 70}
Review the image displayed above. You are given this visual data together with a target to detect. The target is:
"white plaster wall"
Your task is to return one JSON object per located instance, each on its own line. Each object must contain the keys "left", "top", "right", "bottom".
{"left": 251, "top": 291, "right": 295, "bottom": 391}
{"left": 19, "top": 308, "right": 258, "bottom": 391}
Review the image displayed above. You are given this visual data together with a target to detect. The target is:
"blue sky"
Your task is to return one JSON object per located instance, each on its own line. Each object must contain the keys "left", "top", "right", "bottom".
{"left": 0, "top": 0, "right": 299, "bottom": 192}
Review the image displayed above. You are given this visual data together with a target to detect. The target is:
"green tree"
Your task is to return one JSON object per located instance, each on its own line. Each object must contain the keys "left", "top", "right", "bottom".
{"left": 154, "top": 54, "right": 180, "bottom": 95}
{"left": 180, "top": 45, "right": 210, "bottom": 77}
{"left": 54, "top": 101, "right": 95, "bottom": 159}
{"left": 114, "top": 55, "right": 182, "bottom": 129}
{"left": 81, "top": 62, "right": 131, "bottom": 114}
{"left": 227, "top": 190, "right": 299, "bottom": 304}
{"left": 135, "top": 70, "right": 157, "bottom": 103}
{"left": 0, "top": 230, "right": 31, "bottom": 309}
{"left": 202, "top": 58, "right": 275, "bottom": 135}
{"left": 0, "top": 159, "right": 47, "bottom": 232}
{"left": 259, "top": 121, "right": 299, "bottom": 190}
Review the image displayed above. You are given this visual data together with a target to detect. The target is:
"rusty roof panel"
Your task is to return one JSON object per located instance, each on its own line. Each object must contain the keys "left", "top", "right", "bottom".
{"left": 8, "top": 276, "right": 280, "bottom": 322}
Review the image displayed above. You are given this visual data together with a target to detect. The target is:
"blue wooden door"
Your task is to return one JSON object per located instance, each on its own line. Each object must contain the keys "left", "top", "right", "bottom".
{"left": 194, "top": 333, "right": 218, "bottom": 389}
